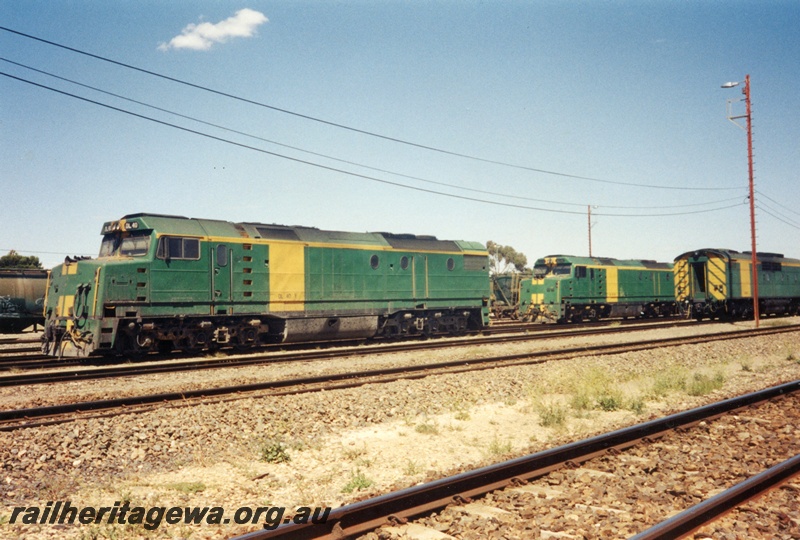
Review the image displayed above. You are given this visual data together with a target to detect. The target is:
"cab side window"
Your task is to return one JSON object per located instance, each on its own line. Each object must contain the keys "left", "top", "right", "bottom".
{"left": 157, "top": 237, "right": 200, "bottom": 260}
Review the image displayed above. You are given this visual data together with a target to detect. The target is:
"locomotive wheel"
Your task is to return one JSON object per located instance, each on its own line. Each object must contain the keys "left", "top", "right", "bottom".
{"left": 179, "top": 330, "right": 207, "bottom": 354}
{"left": 233, "top": 327, "right": 258, "bottom": 350}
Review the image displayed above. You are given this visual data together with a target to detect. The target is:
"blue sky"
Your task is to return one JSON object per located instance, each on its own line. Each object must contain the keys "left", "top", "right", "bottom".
{"left": 2, "top": 1, "right": 799, "bottom": 270}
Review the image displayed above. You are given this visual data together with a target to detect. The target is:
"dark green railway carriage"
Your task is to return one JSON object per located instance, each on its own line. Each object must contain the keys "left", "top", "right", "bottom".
{"left": 674, "top": 249, "right": 800, "bottom": 320}
{"left": 0, "top": 269, "right": 48, "bottom": 333}
{"left": 518, "top": 255, "right": 676, "bottom": 323}
{"left": 42, "top": 214, "right": 490, "bottom": 357}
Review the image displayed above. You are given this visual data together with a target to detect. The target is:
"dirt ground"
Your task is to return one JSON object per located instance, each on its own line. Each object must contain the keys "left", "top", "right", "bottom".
{"left": 2, "top": 319, "right": 799, "bottom": 539}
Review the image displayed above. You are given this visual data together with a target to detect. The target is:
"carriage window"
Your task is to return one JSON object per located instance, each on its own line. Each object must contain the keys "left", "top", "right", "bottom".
{"left": 216, "top": 245, "right": 228, "bottom": 267}
{"left": 120, "top": 234, "right": 151, "bottom": 257}
{"left": 400, "top": 256, "right": 409, "bottom": 270}
{"left": 447, "top": 257, "right": 455, "bottom": 271}
{"left": 553, "top": 265, "right": 572, "bottom": 275}
{"left": 157, "top": 237, "right": 200, "bottom": 260}
{"left": 99, "top": 232, "right": 151, "bottom": 258}
{"left": 184, "top": 239, "right": 199, "bottom": 259}
{"left": 370, "top": 255, "right": 380, "bottom": 269}
{"left": 575, "top": 266, "right": 587, "bottom": 279}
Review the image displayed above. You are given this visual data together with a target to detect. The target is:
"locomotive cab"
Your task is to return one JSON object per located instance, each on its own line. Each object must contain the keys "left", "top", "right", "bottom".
{"left": 519, "top": 257, "right": 574, "bottom": 323}
{"left": 42, "top": 217, "right": 158, "bottom": 357}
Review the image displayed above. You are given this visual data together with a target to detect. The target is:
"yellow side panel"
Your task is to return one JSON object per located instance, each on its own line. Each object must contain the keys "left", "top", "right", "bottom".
{"left": 739, "top": 261, "right": 752, "bottom": 298}
{"left": 606, "top": 267, "right": 618, "bottom": 302}
{"left": 57, "top": 295, "right": 75, "bottom": 317}
{"left": 269, "top": 244, "right": 305, "bottom": 311}
{"left": 92, "top": 268, "right": 101, "bottom": 317}
{"left": 707, "top": 255, "right": 727, "bottom": 300}
{"left": 674, "top": 259, "right": 689, "bottom": 301}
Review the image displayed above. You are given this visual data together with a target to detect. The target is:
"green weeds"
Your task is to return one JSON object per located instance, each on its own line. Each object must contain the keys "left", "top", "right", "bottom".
{"left": 341, "top": 470, "right": 373, "bottom": 493}
{"left": 259, "top": 440, "right": 291, "bottom": 464}
{"left": 687, "top": 372, "right": 725, "bottom": 396}
{"left": 415, "top": 421, "right": 440, "bottom": 435}
{"left": 535, "top": 400, "right": 568, "bottom": 427}
{"left": 166, "top": 481, "right": 206, "bottom": 494}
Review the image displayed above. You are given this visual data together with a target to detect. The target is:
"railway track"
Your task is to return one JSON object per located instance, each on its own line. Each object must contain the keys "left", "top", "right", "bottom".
{"left": 0, "top": 317, "right": 692, "bottom": 367}
{"left": 0, "top": 322, "right": 720, "bottom": 387}
{"left": 229, "top": 380, "right": 800, "bottom": 539}
{"left": 2, "top": 324, "right": 798, "bottom": 432}
{"left": 632, "top": 453, "right": 800, "bottom": 539}
{"left": 0, "top": 318, "right": 703, "bottom": 386}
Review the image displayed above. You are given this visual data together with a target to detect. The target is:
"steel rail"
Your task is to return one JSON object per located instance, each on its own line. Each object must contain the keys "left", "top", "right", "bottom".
{"left": 0, "top": 337, "right": 39, "bottom": 345}
{"left": 1, "top": 325, "right": 797, "bottom": 432}
{"left": 0, "top": 345, "right": 40, "bottom": 354}
{"left": 630, "top": 453, "right": 800, "bottom": 540}
{"left": 231, "top": 380, "right": 800, "bottom": 540}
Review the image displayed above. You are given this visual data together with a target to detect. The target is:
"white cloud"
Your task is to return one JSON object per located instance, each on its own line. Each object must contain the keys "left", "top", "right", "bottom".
{"left": 159, "top": 8, "right": 268, "bottom": 51}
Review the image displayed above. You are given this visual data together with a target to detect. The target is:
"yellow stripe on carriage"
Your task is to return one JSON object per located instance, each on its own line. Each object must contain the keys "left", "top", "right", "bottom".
{"left": 606, "top": 267, "right": 619, "bottom": 303}
{"left": 739, "top": 261, "right": 752, "bottom": 298}
{"left": 269, "top": 243, "right": 305, "bottom": 311}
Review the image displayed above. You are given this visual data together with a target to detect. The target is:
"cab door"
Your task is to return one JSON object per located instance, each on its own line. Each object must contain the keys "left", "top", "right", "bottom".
{"left": 212, "top": 244, "right": 232, "bottom": 314}
{"left": 151, "top": 236, "right": 209, "bottom": 310}
{"left": 412, "top": 255, "right": 428, "bottom": 302}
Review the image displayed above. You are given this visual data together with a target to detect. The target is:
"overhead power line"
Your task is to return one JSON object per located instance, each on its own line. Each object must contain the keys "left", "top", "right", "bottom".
{"left": 757, "top": 206, "right": 800, "bottom": 230}
{"left": 0, "top": 70, "right": 746, "bottom": 218}
{"left": 0, "top": 25, "right": 741, "bottom": 192}
{"left": 1, "top": 57, "right": 747, "bottom": 212}
{"left": 756, "top": 203, "right": 800, "bottom": 230}
{"left": 757, "top": 190, "right": 800, "bottom": 218}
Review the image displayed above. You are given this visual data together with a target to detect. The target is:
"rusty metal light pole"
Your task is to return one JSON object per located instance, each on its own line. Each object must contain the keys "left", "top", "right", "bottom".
{"left": 722, "top": 75, "right": 759, "bottom": 327}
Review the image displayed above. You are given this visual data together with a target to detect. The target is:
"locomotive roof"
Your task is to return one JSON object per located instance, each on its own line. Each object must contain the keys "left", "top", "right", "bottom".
{"left": 106, "top": 213, "right": 485, "bottom": 253}
{"left": 533, "top": 254, "right": 672, "bottom": 269}
{"left": 674, "top": 248, "right": 800, "bottom": 264}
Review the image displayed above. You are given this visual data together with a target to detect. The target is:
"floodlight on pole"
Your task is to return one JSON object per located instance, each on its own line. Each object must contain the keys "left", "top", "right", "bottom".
{"left": 722, "top": 74, "right": 759, "bottom": 327}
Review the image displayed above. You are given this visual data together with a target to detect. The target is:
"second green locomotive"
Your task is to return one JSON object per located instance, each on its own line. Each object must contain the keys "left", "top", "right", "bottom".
{"left": 518, "top": 255, "right": 677, "bottom": 323}
{"left": 42, "top": 214, "right": 491, "bottom": 357}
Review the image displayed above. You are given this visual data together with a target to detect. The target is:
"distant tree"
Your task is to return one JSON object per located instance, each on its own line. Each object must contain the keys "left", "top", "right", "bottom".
{"left": 0, "top": 250, "right": 43, "bottom": 269}
{"left": 486, "top": 241, "right": 528, "bottom": 274}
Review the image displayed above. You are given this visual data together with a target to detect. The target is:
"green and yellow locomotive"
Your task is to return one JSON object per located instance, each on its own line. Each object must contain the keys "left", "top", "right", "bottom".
{"left": 42, "top": 214, "right": 490, "bottom": 357}
{"left": 674, "top": 249, "right": 800, "bottom": 320}
{"left": 518, "top": 255, "right": 677, "bottom": 323}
